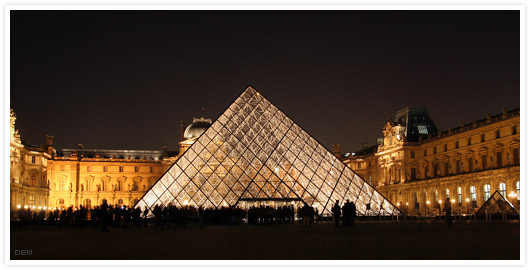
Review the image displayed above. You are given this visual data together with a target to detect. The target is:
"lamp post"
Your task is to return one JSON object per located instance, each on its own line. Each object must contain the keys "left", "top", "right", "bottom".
{"left": 426, "top": 201, "right": 430, "bottom": 218}
{"left": 406, "top": 202, "right": 409, "bottom": 218}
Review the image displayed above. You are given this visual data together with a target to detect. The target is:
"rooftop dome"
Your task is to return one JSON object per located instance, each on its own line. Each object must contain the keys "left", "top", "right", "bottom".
{"left": 183, "top": 117, "right": 212, "bottom": 140}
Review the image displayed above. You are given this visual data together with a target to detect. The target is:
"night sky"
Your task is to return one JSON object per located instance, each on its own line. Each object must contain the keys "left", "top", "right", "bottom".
{"left": 10, "top": 10, "right": 520, "bottom": 153}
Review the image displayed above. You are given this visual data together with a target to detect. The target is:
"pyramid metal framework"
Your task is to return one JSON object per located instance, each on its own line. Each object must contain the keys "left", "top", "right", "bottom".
{"left": 475, "top": 190, "right": 518, "bottom": 215}
{"left": 134, "top": 86, "right": 400, "bottom": 216}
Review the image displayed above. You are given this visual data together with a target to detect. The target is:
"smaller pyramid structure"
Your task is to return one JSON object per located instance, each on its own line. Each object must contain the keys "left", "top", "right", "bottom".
{"left": 475, "top": 190, "right": 518, "bottom": 215}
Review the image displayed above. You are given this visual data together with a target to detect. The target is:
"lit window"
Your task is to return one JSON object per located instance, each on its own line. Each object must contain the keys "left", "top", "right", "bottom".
{"left": 470, "top": 186, "right": 476, "bottom": 202}
{"left": 457, "top": 187, "right": 462, "bottom": 205}
{"left": 483, "top": 184, "right": 491, "bottom": 202}
{"left": 30, "top": 173, "right": 37, "bottom": 186}
{"left": 499, "top": 182, "right": 506, "bottom": 198}
{"left": 29, "top": 195, "right": 35, "bottom": 206}
{"left": 446, "top": 188, "right": 450, "bottom": 199}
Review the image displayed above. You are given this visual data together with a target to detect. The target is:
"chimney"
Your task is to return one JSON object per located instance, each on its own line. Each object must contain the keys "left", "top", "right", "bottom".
{"left": 332, "top": 144, "right": 341, "bottom": 159}
{"left": 180, "top": 120, "right": 186, "bottom": 141}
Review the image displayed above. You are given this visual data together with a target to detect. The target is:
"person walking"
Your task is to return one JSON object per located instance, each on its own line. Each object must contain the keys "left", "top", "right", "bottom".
{"left": 332, "top": 200, "right": 342, "bottom": 227}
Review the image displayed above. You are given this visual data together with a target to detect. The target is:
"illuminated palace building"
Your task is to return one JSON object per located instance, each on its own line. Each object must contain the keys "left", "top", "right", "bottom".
{"left": 10, "top": 88, "right": 519, "bottom": 216}
{"left": 342, "top": 107, "right": 520, "bottom": 215}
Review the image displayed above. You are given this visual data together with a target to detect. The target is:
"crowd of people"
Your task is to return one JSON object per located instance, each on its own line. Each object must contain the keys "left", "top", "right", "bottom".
{"left": 11, "top": 201, "right": 361, "bottom": 230}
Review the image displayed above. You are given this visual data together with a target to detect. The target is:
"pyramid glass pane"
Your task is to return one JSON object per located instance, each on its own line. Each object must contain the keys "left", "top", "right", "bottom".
{"left": 134, "top": 86, "right": 400, "bottom": 216}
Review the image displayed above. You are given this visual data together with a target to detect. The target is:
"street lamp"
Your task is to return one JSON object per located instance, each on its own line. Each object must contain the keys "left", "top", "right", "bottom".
{"left": 465, "top": 198, "right": 470, "bottom": 215}
{"left": 451, "top": 199, "right": 455, "bottom": 216}
{"left": 406, "top": 202, "right": 409, "bottom": 216}
{"left": 426, "top": 201, "right": 430, "bottom": 217}
{"left": 438, "top": 200, "right": 442, "bottom": 215}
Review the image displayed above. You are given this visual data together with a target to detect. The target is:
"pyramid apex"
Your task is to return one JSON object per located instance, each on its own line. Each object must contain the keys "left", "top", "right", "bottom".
{"left": 245, "top": 85, "right": 257, "bottom": 92}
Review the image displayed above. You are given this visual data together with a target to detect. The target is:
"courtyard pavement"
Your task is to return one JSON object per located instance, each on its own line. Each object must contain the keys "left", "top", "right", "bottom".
{"left": 10, "top": 220, "right": 520, "bottom": 260}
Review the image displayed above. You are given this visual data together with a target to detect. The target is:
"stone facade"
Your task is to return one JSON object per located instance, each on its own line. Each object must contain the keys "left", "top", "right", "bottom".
{"left": 9, "top": 110, "right": 51, "bottom": 211}
{"left": 47, "top": 152, "right": 173, "bottom": 209}
{"left": 343, "top": 108, "right": 520, "bottom": 215}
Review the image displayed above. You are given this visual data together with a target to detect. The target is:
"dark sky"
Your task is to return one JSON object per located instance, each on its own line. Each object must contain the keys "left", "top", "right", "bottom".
{"left": 10, "top": 10, "right": 520, "bottom": 153}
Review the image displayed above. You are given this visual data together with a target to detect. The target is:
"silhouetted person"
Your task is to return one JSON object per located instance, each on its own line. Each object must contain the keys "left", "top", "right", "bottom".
{"left": 342, "top": 200, "right": 351, "bottom": 226}
{"left": 332, "top": 200, "right": 341, "bottom": 227}
{"left": 100, "top": 201, "right": 109, "bottom": 232}
{"left": 301, "top": 203, "right": 312, "bottom": 228}
{"left": 443, "top": 198, "right": 452, "bottom": 226}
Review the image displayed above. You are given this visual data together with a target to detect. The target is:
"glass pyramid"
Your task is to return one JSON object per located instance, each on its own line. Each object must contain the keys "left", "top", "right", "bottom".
{"left": 134, "top": 86, "right": 400, "bottom": 216}
{"left": 475, "top": 190, "right": 518, "bottom": 215}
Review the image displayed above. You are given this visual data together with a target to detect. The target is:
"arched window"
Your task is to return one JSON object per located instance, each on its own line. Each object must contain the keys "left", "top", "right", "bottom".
{"left": 445, "top": 188, "right": 450, "bottom": 199}
{"left": 84, "top": 199, "right": 91, "bottom": 209}
{"left": 435, "top": 189, "right": 439, "bottom": 203}
{"left": 457, "top": 187, "right": 462, "bottom": 205}
{"left": 470, "top": 186, "right": 476, "bottom": 202}
{"left": 484, "top": 184, "right": 491, "bottom": 202}
{"left": 499, "top": 182, "right": 506, "bottom": 198}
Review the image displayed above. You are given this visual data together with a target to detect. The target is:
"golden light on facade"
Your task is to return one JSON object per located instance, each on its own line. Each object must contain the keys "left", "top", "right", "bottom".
{"left": 397, "top": 202, "right": 400, "bottom": 206}
{"left": 451, "top": 199, "right": 455, "bottom": 203}
{"left": 24, "top": 205, "right": 28, "bottom": 209}
{"left": 183, "top": 200, "right": 189, "bottom": 206}
{"left": 466, "top": 198, "right": 470, "bottom": 202}
{"left": 426, "top": 201, "right": 430, "bottom": 205}
{"left": 508, "top": 191, "right": 517, "bottom": 198}
{"left": 406, "top": 202, "right": 409, "bottom": 206}
{"left": 38, "top": 206, "right": 42, "bottom": 210}
{"left": 438, "top": 200, "right": 442, "bottom": 204}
